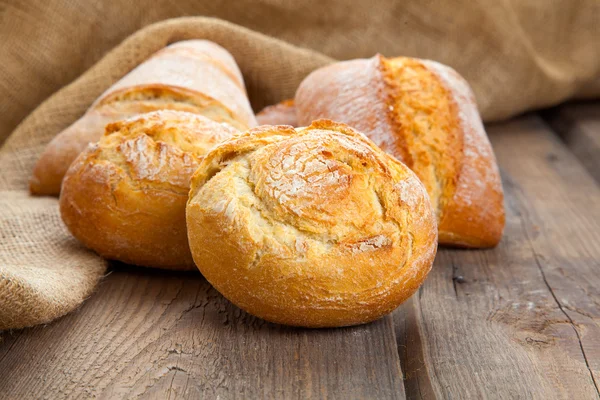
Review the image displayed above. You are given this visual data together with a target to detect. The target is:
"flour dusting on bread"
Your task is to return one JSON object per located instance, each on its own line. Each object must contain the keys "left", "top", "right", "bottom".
{"left": 186, "top": 120, "right": 437, "bottom": 327}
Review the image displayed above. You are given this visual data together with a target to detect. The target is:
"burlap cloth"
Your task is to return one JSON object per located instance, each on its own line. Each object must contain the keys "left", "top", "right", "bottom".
{"left": 1, "top": 1, "right": 598, "bottom": 330}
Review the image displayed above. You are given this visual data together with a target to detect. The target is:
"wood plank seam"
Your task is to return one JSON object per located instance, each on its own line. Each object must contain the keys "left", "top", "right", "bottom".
{"left": 0, "top": 268, "right": 407, "bottom": 398}
{"left": 394, "top": 115, "right": 600, "bottom": 399}
{"left": 0, "top": 331, "right": 22, "bottom": 364}
{"left": 494, "top": 116, "right": 600, "bottom": 398}
{"left": 385, "top": 313, "right": 408, "bottom": 398}
{"left": 415, "top": 288, "right": 444, "bottom": 398}
{"left": 394, "top": 296, "right": 437, "bottom": 400}
{"left": 512, "top": 179, "right": 600, "bottom": 397}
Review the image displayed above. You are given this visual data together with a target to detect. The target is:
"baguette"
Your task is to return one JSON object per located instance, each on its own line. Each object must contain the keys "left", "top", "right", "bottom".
{"left": 31, "top": 40, "right": 256, "bottom": 196}
{"left": 296, "top": 55, "right": 505, "bottom": 248}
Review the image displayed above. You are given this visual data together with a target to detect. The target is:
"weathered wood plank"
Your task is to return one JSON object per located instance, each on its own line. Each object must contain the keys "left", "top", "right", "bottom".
{"left": 541, "top": 102, "right": 600, "bottom": 183}
{"left": 396, "top": 115, "right": 600, "bottom": 399}
{"left": 3, "top": 111, "right": 600, "bottom": 400}
{"left": 0, "top": 266, "right": 405, "bottom": 399}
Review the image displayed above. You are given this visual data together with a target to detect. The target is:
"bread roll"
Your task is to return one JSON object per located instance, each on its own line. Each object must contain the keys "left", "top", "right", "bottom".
{"left": 31, "top": 40, "right": 256, "bottom": 196}
{"left": 295, "top": 55, "right": 505, "bottom": 248}
{"left": 186, "top": 119, "right": 437, "bottom": 327}
{"left": 60, "top": 110, "right": 237, "bottom": 270}
{"left": 256, "top": 99, "right": 297, "bottom": 126}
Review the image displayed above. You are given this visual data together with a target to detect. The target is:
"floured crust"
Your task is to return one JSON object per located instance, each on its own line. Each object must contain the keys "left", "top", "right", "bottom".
{"left": 31, "top": 40, "right": 255, "bottom": 196}
{"left": 148, "top": 40, "right": 246, "bottom": 90}
{"left": 59, "top": 110, "right": 237, "bottom": 269}
{"left": 256, "top": 99, "right": 298, "bottom": 126}
{"left": 186, "top": 119, "right": 437, "bottom": 327}
{"left": 295, "top": 55, "right": 505, "bottom": 248}
{"left": 97, "top": 85, "right": 251, "bottom": 131}
{"left": 419, "top": 60, "right": 505, "bottom": 247}
{"left": 94, "top": 40, "right": 256, "bottom": 127}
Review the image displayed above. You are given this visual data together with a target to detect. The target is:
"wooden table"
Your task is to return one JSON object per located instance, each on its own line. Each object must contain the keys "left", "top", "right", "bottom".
{"left": 1, "top": 102, "right": 599, "bottom": 399}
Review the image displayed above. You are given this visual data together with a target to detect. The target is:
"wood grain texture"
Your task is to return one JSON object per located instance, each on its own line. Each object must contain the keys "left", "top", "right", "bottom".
{"left": 396, "top": 115, "right": 600, "bottom": 399}
{"left": 0, "top": 266, "right": 405, "bottom": 399}
{"left": 541, "top": 101, "right": 600, "bottom": 183}
{"left": 3, "top": 110, "right": 600, "bottom": 400}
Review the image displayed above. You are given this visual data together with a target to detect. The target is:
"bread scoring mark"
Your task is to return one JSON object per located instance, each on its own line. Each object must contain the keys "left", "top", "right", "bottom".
{"left": 98, "top": 86, "right": 249, "bottom": 132}
{"left": 261, "top": 138, "right": 353, "bottom": 217}
{"left": 383, "top": 57, "right": 462, "bottom": 222}
{"left": 294, "top": 237, "right": 309, "bottom": 256}
{"left": 95, "top": 111, "right": 235, "bottom": 191}
{"left": 347, "top": 235, "right": 392, "bottom": 254}
{"left": 422, "top": 60, "right": 502, "bottom": 221}
{"left": 393, "top": 180, "right": 420, "bottom": 207}
{"left": 211, "top": 199, "right": 229, "bottom": 214}
{"left": 64, "top": 110, "right": 239, "bottom": 244}
{"left": 101, "top": 50, "right": 256, "bottom": 128}
{"left": 248, "top": 129, "right": 402, "bottom": 245}
{"left": 116, "top": 134, "right": 198, "bottom": 189}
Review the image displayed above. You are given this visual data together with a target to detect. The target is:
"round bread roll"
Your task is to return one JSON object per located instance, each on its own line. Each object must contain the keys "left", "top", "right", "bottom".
{"left": 60, "top": 110, "right": 238, "bottom": 270}
{"left": 186, "top": 119, "right": 437, "bottom": 327}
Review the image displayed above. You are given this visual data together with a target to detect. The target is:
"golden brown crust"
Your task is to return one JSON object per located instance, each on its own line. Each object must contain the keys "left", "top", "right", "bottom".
{"left": 96, "top": 85, "right": 251, "bottom": 131}
{"left": 186, "top": 119, "right": 437, "bottom": 327}
{"left": 31, "top": 40, "right": 256, "bottom": 196}
{"left": 59, "top": 110, "right": 237, "bottom": 269}
{"left": 295, "top": 55, "right": 505, "bottom": 248}
{"left": 94, "top": 41, "right": 256, "bottom": 127}
{"left": 418, "top": 60, "right": 505, "bottom": 247}
{"left": 145, "top": 40, "right": 246, "bottom": 90}
{"left": 256, "top": 99, "right": 298, "bottom": 126}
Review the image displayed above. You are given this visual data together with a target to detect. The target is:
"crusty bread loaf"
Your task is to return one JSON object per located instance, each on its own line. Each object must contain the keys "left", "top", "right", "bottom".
{"left": 31, "top": 40, "right": 256, "bottom": 196}
{"left": 295, "top": 55, "right": 505, "bottom": 248}
{"left": 60, "top": 110, "right": 237, "bottom": 270}
{"left": 186, "top": 119, "right": 437, "bottom": 327}
{"left": 256, "top": 99, "right": 298, "bottom": 126}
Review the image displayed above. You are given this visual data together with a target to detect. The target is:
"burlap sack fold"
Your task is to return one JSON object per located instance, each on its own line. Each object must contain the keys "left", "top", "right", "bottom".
{"left": 0, "top": 17, "right": 331, "bottom": 330}
{"left": 0, "top": 192, "right": 108, "bottom": 329}
{"left": 2, "top": 0, "right": 599, "bottom": 146}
